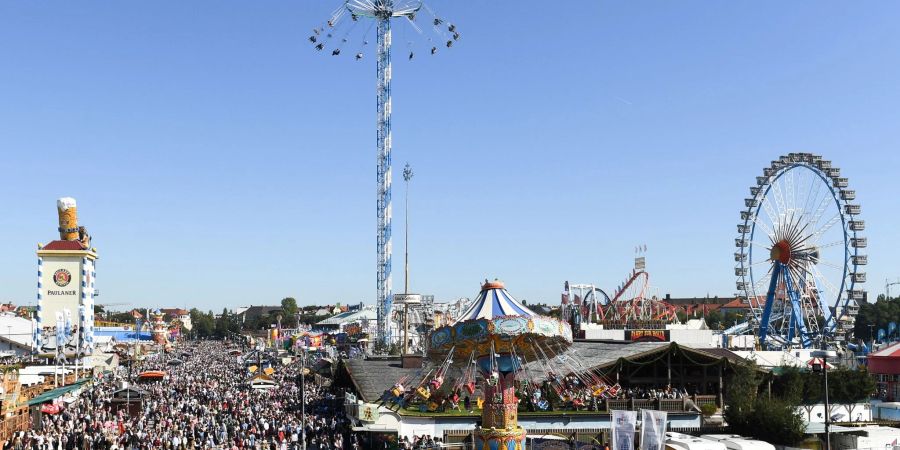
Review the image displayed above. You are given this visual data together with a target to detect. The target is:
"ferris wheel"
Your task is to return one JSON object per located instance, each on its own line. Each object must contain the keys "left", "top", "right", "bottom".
{"left": 735, "top": 153, "right": 866, "bottom": 350}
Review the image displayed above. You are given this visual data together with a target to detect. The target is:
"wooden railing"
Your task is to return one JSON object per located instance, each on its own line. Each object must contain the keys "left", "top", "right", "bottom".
{"left": 0, "top": 413, "right": 29, "bottom": 442}
{"left": 598, "top": 395, "right": 718, "bottom": 412}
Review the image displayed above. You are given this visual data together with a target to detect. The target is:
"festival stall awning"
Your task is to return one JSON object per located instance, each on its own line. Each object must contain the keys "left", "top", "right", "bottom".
{"left": 27, "top": 379, "right": 89, "bottom": 406}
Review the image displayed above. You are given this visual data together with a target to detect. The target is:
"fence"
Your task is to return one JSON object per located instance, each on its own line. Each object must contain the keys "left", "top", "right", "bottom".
{"left": 594, "top": 395, "right": 716, "bottom": 412}
{"left": 444, "top": 426, "right": 726, "bottom": 450}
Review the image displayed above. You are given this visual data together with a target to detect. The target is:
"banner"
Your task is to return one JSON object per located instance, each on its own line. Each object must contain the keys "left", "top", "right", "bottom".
{"left": 358, "top": 403, "right": 380, "bottom": 422}
{"left": 640, "top": 409, "right": 667, "bottom": 450}
{"left": 611, "top": 410, "right": 636, "bottom": 450}
{"left": 625, "top": 330, "right": 670, "bottom": 342}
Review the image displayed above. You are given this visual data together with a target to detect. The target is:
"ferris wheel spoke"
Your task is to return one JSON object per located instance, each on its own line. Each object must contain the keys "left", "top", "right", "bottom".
{"left": 816, "top": 259, "right": 844, "bottom": 271}
{"left": 758, "top": 195, "right": 782, "bottom": 231}
{"left": 800, "top": 172, "right": 824, "bottom": 222}
{"left": 816, "top": 239, "right": 845, "bottom": 250}
{"left": 768, "top": 177, "right": 788, "bottom": 217}
{"left": 748, "top": 214, "right": 777, "bottom": 241}
{"left": 809, "top": 213, "right": 841, "bottom": 243}
{"left": 808, "top": 264, "right": 842, "bottom": 307}
{"left": 806, "top": 186, "right": 835, "bottom": 232}
{"left": 787, "top": 165, "right": 797, "bottom": 213}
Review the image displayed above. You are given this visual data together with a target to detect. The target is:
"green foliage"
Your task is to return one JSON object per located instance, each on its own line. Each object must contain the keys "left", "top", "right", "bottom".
{"left": 281, "top": 297, "right": 299, "bottom": 327}
{"left": 724, "top": 361, "right": 761, "bottom": 427}
{"left": 216, "top": 308, "right": 240, "bottom": 336}
{"left": 747, "top": 398, "right": 806, "bottom": 445}
{"left": 771, "top": 366, "right": 875, "bottom": 405}
{"left": 854, "top": 296, "right": 900, "bottom": 341}
{"left": 190, "top": 308, "right": 215, "bottom": 338}
{"left": 700, "top": 403, "right": 717, "bottom": 417}
{"left": 726, "top": 361, "right": 805, "bottom": 445}
{"left": 771, "top": 366, "right": 805, "bottom": 404}
{"left": 706, "top": 311, "right": 746, "bottom": 330}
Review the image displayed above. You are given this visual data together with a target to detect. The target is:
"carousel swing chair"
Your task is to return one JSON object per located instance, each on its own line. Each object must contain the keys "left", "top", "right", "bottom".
{"left": 485, "top": 342, "right": 500, "bottom": 387}
{"left": 418, "top": 346, "right": 455, "bottom": 400}
{"left": 548, "top": 340, "right": 615, "bottom": 400}
{"left": 454, "top": 351, "right": 477, "bottom": 395}
{"left": 391, "top": 375, "right": 410, "bottom": 398}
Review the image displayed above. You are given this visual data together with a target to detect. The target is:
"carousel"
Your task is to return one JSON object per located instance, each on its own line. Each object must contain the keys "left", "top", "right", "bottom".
{"left": 387, "top": 280, "right": 587, "bottom": 450}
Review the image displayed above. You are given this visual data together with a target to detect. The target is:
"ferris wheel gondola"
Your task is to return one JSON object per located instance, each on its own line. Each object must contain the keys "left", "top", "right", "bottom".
{"left": 735, "top": 153, "right": 865, "bottom": 350}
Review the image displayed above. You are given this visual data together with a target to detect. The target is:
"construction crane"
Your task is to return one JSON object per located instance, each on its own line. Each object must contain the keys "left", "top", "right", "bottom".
{"left": 887, "top": 279, "right": 900, "bottom": 300}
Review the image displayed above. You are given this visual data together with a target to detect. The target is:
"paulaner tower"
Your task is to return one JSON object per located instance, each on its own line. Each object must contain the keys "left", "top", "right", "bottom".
{"left": 36, "top": 197, "right": 96, "bottom": 354}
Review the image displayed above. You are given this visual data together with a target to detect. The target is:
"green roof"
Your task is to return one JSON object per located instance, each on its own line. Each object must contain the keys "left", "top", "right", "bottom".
{"left": 26, "top": 378, "right": 91, "bottom": 406}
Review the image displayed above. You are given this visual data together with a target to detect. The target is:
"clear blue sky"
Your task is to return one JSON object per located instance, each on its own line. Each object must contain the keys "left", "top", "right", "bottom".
{"left": 1, "top": 1, "right": 898, "bottom": 311}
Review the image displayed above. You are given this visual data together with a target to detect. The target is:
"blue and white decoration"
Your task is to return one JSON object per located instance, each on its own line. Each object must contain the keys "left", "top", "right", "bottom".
{"left": 456, "top": 282, "right": 535, "bottom": 323}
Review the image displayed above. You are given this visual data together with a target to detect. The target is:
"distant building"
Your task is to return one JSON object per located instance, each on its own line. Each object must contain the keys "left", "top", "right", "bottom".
{"left": 315, "top": 307, "right": 378, "bottom": 334}
{"left": 719, "top": 297, "right": 764, "bottom": 315}
{"left": 663, "top": 295, "right": 732, "bottom": 306}
{"left": 870, "top": 342, "right": 900, "bottom": 401}
{"left": 160, "top": 308, "right": 192, "bottom": 331}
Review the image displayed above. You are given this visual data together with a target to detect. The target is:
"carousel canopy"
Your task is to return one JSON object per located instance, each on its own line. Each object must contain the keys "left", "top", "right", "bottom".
{"left": 454, "top": 280, "right": 535, "bottom": 323}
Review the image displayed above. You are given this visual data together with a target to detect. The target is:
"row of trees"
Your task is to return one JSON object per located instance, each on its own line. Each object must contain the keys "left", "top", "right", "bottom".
{"left": 726, "top": 362, "right": 875, "bottom": 446}
{"left": 853, "top": 295, "right": 900, "bottom": 341}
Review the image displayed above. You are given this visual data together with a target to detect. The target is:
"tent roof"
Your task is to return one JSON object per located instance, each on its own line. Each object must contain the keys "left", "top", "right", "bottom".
{"left": 454, "top": 280, "right": 535, "bottom": 323}
{"left": 27, "top": 378, "right": 90, "bottom": 406}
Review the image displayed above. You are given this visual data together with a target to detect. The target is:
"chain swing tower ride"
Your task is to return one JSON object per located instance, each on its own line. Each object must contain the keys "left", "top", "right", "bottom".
{"left": 312, "top": 1, "right": 460, "bottom": 345}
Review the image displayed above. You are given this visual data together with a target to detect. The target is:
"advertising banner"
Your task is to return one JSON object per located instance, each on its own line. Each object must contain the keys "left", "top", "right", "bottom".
{"left": 611, "top": 410, "right": 636, "bottom": 450}
{"left": 640, "top": 409, "right": 668, "bottom": 450}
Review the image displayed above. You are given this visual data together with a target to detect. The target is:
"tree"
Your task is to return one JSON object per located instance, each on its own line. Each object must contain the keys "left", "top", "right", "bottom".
{"left": 854, "top": 296, "right": 900, "bottom": 341}
{"left": 705, "top": 310, "right": 724, "bottom": 329}
{"left": 215, "top": 308, "right": 240, "bottom": 338}
{"left": 727, "top": 362, "right": 805, "bottom": 445}
{"left": 748, "top": 399, "right": 806, "bottom": 445}
{"left": 724, "top": 361, "right": 761, "bottom": 434}
{"left": 771, "top": 366, "right": 804, "bottom": 405}
{"left": 281, "top": 297, "right": 299, "bottom": 327}
{"left": 190, "top": 308, "right": 214, "bottom": 338}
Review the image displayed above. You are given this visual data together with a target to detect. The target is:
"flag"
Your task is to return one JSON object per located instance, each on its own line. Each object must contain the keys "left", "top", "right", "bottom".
{"left": 31, "top": 318, "right": 40, "bottom": 351}
{"left": 56, "top": 312, "right": 65, "bottom": 343}
{"left": 64, "top": 309, "right": 73, "bottom": 340}
{"left": 640, "top": 410, "right": 667, "bottom": 450}
{"left": 611, "top": 410, "right": 637, "bottom": 450}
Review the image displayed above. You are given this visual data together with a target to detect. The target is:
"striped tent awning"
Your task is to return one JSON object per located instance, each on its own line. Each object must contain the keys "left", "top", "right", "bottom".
{"left": 454, "top": 280, "right": 535, "bottom": 323}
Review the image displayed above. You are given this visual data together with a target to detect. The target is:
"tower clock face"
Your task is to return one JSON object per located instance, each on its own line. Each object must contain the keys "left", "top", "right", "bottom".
{"left": 53, "top": 269, "right": 72, "bottom": 287}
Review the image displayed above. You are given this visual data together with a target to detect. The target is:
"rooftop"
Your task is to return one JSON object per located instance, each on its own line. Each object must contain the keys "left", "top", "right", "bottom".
{"left": 316, "top": 308, "right": 376, "bottom": 326}
{"left": 870, "top": 342, "right": 900, "bottom": 358}
{"left": 40, "top": 240, "right": 89, "bottom": 251}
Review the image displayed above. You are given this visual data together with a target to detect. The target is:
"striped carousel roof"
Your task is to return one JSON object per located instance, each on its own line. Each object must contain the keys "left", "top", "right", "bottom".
{"left": 454, "top": 280, "right": 535, "bottom": 323}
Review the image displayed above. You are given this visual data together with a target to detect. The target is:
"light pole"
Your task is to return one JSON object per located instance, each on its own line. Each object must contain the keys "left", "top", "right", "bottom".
{"left": 402, "top": 163, "right": 414, "bottom": 355}
{"left": 300, "top": 346, "right": 307, "bottom": 450}
{"left": 812, "top": 349, "right": 837, "bottom": 450}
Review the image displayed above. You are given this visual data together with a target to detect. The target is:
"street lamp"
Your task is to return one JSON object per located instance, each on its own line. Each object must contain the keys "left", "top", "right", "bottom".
{"left": 812, "top": 349, "right": 837, "bottom": 450}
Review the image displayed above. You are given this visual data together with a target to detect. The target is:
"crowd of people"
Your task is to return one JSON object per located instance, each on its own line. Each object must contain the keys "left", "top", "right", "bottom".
{"left": 2, "top": 341, "right": 355, "bottom": 450}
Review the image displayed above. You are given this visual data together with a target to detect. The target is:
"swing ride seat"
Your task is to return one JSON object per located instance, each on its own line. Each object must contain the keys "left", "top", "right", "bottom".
{"left": 429, "top": 378, "right": 443, "bottom": 390}
{"left": 464, "top": 381, "right": 476, "bottom": 394}
{"left": 391, "top": 386, "right": 404, "bottom": 397}
{"left": 416, "top": 386, "right": 431, "bottom": 400}
{"left": 591, "top": 385, "right": 608, "bottom": 397}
